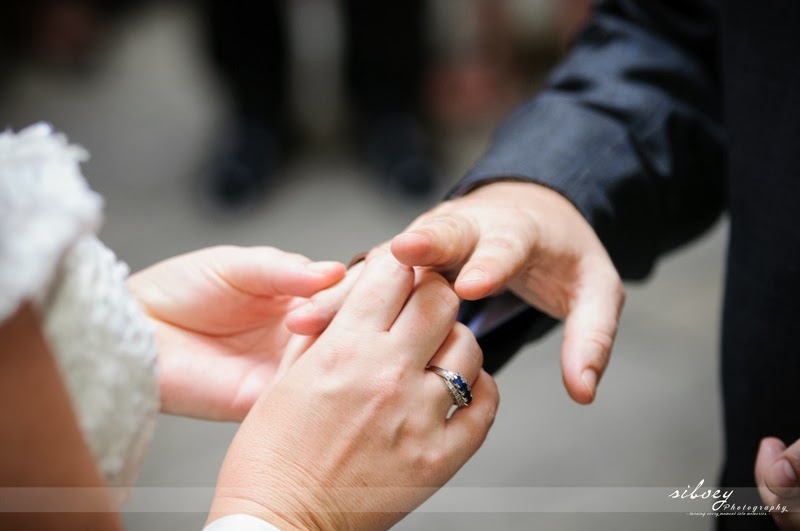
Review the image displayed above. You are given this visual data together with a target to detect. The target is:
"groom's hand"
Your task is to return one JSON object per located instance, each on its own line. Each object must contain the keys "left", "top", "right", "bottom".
{"left": 289, "top": 182, "right": 625, "bottom": 404}
{"left": 755, "top": 436, "right": 800, "bottom": 528}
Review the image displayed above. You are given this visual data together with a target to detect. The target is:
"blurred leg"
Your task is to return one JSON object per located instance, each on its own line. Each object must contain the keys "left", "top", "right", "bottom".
{"left": 204, "top": 0, "right": 287, "bottom": 120}
{"left": 202, "top": 0, "right": 288, "bottom": 210}
{"left": 343, "top": 0, "right": 425, "bottom": 116}
{"left": 343, "top": 0, "right": 436, "bottom": 199}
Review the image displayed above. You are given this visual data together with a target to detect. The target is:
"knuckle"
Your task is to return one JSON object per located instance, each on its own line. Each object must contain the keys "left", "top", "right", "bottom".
{"left": 473, "top": 388, "right": 499, "bottom": 441}
{"left": 417, "top": 271, "right": 460, "bottom": 313}
{"left": 484, "top": 233, "right": 522, "bottom": 255}
{"left": 312, "top": 282, "right": 346, "bottom": 307}
{"left": 486, "top": 374, "right": 500, "bottom": 407}
{"left": 368, "top": 364, "right": 408, "bottom": 403}
{"left": 450, "top": 321, "right": 472, "bottom": 341}
{"left": 466, "top": 256, "right": 510, "bottom": 290}
{"left": 417, "top": 214, "right": 463, "bottom": 242}
{"left": 366, "top": 245, "right": 393, "bottom": 261}
{"left": 367, "top": 248, "right": 411, "bottom": 275}
{"left": 459, "top": 422, "right": 490, "bottom": 457}
{"left": 451, "top": 323, "right": 483, "bottom": 368}
{"left": 313, "top": 335, "right": 358, "bottom": 375}
{"left": 522, "top": 209, "right": 542, "bottom": 250}
{"left": 417, "top": 446, "right": 446, "bottom": 473}
{"left": 473, "top": 340, "right": 484, "bottom": 370}
{"left": 432, "top": 282, "right": 460, "bottom": 315}
{"left": 584, "top": 328, "right": 615, "bottom": 367}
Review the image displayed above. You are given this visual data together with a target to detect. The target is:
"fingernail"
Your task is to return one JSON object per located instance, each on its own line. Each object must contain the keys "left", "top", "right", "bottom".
{"left": 307, "top": 261, "right": 343, "bottom": 275}
{"left": 766, "top": 459, "right": 800, "bottom": 497}
{"left": 581, "top": 369, "right": 597, "bottom": 400}
{"left": 460, "top": 269, "right": 486, "bottom": 283}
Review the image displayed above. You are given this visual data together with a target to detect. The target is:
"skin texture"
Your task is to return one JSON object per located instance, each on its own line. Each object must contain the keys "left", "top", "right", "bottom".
{"left": 0, "top": 245, "right": 493, "bottom": 529}
{"left": 289, "top": 182, "right": 800, "bottom": 528}
{"left": 208, "top": 247, "right": 499, "bottom": 530}
{"left": 128, "top": 245, "right": 346, "bottom": 421}
{"left": 0, "top": 305, "right": 122, "bottom": 530}
{"left": 755, "top": 437, "right": 800, "bottom": 528}
{"left": 289, "top": 181, "right": 625, "bottom": 404}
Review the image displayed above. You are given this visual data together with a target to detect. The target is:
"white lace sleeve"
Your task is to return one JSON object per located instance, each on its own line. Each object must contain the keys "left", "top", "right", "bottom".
{"left": 0, "top": 124, "right": 159, "bottom": 497}
{"left": 0, "top": 123, "right": 102, "bottom": 322}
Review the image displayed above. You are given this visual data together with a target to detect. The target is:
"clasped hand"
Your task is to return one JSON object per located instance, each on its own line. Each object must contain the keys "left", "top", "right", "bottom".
{"left": 129, "top": 180, "right": 623, "bottom": 421}
{"left": 128, "top": 245, "right": 346, "bottom": 421}
{"left": 129, "top": 245, "right": 498, "bottom": 529}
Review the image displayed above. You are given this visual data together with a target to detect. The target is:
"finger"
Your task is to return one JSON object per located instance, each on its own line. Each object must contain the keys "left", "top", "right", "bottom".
{"left": 331, "top": 247, "right": 414, "bottom": 332}
{"left": 391, "top": 211, "right": 480, "bottom": 272}
{"left": 452, "top": 227, "right": 532, "bottom": 300}
{"left": 424, "top": 323, "right": 483, "bottom": 417}
{"left": 213, "top": 246, "right": 346, "bottom": 298}
{"left": 444, "top": 370, "right": 499, "bottom": 466}
{"left": 756, "top": 437, "right": 787, "bottom": 507}
{"left": 560, "top": 265, "right": 625, "bottom": 404}
{"left": 765, "top": 438, "right": 800, "bottom": 499}
{"left": 276, "top": 333, "right": 319, "bottom": 381}
{"left": 389, "top": 270, "right": 460, "bottom": 364}
{"left": 286, "top": 261, "right": 364, "bottom": 336}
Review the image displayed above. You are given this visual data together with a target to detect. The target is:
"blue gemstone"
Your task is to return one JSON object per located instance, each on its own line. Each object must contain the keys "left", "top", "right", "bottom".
{"left": 454, "top": 376, "right": 464, "bottom": 386}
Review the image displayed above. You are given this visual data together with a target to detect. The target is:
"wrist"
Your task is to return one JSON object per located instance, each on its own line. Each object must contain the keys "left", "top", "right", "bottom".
{"left": 468, "top": 179, "right": 572, "bottom": 205}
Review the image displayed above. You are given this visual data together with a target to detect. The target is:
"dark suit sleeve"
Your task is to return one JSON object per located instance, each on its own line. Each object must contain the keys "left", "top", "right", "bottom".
{"left": 452, "top": 0, "right": 726, "bottom": 371}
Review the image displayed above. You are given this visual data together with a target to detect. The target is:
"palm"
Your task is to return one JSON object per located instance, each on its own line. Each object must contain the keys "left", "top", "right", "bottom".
{"left": 128, "top": 246, "right": 344, "bottom": 421}
{"left": 146, "top": 292, "right": 302, "bottom": 422}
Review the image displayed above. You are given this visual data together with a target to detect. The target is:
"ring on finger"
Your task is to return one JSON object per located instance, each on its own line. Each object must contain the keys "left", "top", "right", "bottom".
{"left": 426, "top": 365, "right": 472, "bottom": 407}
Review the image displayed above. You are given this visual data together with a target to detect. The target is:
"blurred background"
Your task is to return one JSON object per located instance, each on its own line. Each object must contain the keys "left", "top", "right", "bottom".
{"left": 0, "top": 1, "right": 725, "bottom": 529}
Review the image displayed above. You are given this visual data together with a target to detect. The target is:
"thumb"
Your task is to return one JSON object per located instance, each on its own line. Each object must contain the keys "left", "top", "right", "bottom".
{"left": 761, "top": 438, "right": 800, "bottom": 499}
{"left": 391, "top": 211, "right": 480, "bottom": 273}
{"left": 560, "top": 267, "right": 624, "bottom": 404}
{"left": 393, "top": 214, "right": 531, "bottom": 301}
{"left": 756, "top": 437, "right": 786, "bottom": 490}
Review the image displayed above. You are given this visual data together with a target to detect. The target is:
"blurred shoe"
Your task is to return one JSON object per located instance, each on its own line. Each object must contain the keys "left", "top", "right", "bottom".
{"left": 362, "top": 113, "right": 436, "bottom": 200}
{"left": 209, "top": 117, "right": 281, "bottom": 212}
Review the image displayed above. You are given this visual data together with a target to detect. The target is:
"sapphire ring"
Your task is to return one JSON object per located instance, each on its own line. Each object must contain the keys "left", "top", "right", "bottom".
{"left": 426, "top": 365, "right": 472, "bottom": 407}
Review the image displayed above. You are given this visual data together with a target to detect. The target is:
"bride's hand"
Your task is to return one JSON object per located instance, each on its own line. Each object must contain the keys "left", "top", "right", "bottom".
{"left": 208, "top": 247, "right": 499, "bottom": 530}
{"left": 127, "top": 246, "right": 345, "bottom": 421}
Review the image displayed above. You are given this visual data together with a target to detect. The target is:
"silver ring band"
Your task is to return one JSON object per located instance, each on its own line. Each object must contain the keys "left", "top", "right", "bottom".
{"left": 426, "top": 365, "right": 472, "bottom": 407}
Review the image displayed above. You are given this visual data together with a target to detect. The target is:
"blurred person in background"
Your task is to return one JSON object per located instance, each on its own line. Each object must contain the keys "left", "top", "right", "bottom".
{"left": 203, "top": 0, "right": 436, "bottom": 209}
{"left": 0, "top": 0, "right": 437, "bottom": 208}
{"left": 203, "top": 0, "right": 588, "bottom": 211}
{"left": 0, "top": 0, "right": 137, "bottom": 71}
{"left": 0, "top": 0, "right": 567, "bottom": 209}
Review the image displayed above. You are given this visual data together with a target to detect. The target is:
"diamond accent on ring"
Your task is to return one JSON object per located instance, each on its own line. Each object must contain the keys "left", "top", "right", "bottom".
{"left": 426, "top": 366, "right": 472, "bottom": 407}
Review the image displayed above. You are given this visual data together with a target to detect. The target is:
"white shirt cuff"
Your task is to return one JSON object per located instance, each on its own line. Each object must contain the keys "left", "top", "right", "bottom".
{"left": 203, "top": 514, "right": 282, "bottom": 531}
